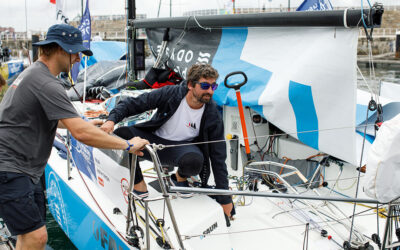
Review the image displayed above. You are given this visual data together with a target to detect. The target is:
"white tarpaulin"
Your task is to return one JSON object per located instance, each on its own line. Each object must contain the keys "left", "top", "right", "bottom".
{"left": 364, "top": 113, "right": 400, "bottom": 203}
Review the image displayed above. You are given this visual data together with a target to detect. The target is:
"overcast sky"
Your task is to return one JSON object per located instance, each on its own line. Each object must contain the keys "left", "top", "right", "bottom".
{"left": 0, "top": 0, "right": 398, "bottom": 32}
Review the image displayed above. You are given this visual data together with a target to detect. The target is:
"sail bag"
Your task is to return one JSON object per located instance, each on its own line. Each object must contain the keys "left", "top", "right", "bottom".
{"left": 364, "top": 113, "right": 400, "bottom": 203}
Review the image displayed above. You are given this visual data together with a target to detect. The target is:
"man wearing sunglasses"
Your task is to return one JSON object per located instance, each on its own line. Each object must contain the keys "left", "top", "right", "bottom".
{"left": 101, "top": 63, "right": 233, "bottom": 219}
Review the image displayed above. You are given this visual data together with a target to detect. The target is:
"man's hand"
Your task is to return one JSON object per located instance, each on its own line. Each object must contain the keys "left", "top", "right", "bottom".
{"left": 90, "top": 119, "right": 104, "bottom": 127}
{"left": 221, "top": 203, "right": 233, "bottom": 218}
{"left": 101, "top": 120, "right": 115, "bottom": 134}
{"left": 128, "top": 136, "right": 149, "bottom": 156}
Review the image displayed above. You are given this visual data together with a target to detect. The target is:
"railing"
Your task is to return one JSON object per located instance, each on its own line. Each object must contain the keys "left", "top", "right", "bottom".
{"left": 125, "top": 144, "right": 185, "bottom": 250}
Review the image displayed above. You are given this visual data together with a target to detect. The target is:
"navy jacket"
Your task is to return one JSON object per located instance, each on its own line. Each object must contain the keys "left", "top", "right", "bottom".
{"left": 108, "top": 84, "right": 231, "bottom": 204}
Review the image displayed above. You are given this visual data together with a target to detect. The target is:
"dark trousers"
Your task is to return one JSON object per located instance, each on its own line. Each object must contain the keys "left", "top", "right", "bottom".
{"left": 114, "top": 126, "right": 204, "bottom": 184}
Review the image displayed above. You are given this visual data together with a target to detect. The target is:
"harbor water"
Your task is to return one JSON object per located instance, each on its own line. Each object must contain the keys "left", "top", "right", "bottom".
{"left": 46, "top": 204, "right": 76, "bottom": 250}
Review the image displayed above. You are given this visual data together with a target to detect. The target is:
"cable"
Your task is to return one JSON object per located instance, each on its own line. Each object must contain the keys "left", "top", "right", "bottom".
{"left": 348, "top": 101, "right": 371, "bottom": 244}
{"left": 158, "top": 123, "right": 377, "bottom": 149}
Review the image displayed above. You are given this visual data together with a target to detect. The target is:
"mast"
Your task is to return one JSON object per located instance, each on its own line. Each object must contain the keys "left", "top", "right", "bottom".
{"left": 127, "top": 0, "right": 136, "bottom": 80}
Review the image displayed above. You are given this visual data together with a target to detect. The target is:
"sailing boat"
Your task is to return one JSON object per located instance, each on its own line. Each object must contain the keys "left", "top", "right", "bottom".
{"left": 33, "top": 3, "right": 400, "bottom": 250}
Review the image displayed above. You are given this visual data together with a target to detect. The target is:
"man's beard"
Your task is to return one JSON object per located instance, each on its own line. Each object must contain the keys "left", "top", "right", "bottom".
{"left": 194, "top": 91, "right": 212, "bottom": 103}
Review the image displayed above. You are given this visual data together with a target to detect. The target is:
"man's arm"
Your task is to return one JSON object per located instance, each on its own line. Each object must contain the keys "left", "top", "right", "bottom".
{"left": 207, "top": 113, "right": 234, "bottom": 217}
{"left": 107, "top": 87, "right": 171, "bottom": 125}
{"left": 59, "top": 119, "right": 103, "bottom": 129}
{"left": 61, "top": 117, "right": 149, "bottom": 156}
{"left": 58, "top": 121, "right": 66, "bottom": 129}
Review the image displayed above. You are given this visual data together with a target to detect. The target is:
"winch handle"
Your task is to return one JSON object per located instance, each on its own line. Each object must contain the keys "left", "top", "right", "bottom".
{"left": 224, "top": 71, "right": 248, "bottom": 90}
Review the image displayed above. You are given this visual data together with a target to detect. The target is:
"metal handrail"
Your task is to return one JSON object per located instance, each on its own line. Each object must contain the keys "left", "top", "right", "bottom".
{"left": 125, "top": 144, "right": 185, "bottom": 250}
{"left": 169, "top": 186, "right": 385, "bottom": 204}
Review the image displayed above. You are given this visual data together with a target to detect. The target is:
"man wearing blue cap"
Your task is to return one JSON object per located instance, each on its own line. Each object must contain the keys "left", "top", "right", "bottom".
{"left": 0, "top": 24, "right": 149, "bottom": 250}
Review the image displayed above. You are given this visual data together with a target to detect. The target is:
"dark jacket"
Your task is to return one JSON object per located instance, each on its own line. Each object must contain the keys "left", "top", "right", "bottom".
{"left": 108, "top": 84, "right": 231, "bottom": 204}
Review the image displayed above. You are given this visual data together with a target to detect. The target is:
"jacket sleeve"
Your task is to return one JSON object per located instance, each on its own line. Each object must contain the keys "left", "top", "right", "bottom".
{"left": 208, "top": 113, "right": 232, "bottom": 205}
{"left": 107, "top": 87, "right": 171, "bottom": 124}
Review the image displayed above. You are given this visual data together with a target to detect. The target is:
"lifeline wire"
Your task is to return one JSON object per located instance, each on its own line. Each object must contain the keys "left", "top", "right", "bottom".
{"left": 158, "top": 123, "right": 377, "bottom": 149}
{"left": 182, "top": 212, "right": 376, "bottom": 240}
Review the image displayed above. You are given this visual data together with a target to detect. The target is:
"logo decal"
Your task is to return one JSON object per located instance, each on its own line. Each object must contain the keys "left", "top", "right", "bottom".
{"left": 187, "top": 122, "right": 196, "bottom": 129}
{"left": 121, "top": 178, "right": 129, "bottom": 204}
{"left": 200, "top": 222, "right": 218, "bottom": 239}
{"left": 47, "top": 170, "right": 69, "bottom": 236}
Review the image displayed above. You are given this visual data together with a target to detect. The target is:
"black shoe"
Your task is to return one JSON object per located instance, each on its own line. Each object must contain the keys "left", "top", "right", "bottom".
{"left": 170, "top": 174, "right": 193, "bottom": 198}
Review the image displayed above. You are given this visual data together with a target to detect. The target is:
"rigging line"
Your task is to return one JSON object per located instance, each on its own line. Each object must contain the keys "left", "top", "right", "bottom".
{"left": 159, "top": 16, "right": 190, "bottom": 68}
{"left": 55, "top": 134, "right": 147, "bottom": 243}
{"left": 357, "top": 65, "right": 375, "bottom": 97}
{"left": 157, "top": 0, "right": 162, "bottom": 18}
{"left": 192, "top": 15, "right": 212, "bottom": 32}
{"left": 159, "top": 123, "right": 377, "bottom": 149}
{"left": 349, "top": 103, "right": 370, "bottom": 244}
{"left": 183, "top": 213, "right": 374, "bottom": 239}
{"left": 367, "top": 41, "right": 378, "bottom": 103}
{"left": 134, "top": 199, "right": 172, "bottom": 246}
{"left": 60, "top": 139, "right": 130, "bottom": 243}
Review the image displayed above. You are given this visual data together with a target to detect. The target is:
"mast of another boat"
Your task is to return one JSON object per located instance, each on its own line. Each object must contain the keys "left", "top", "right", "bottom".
{"left": 127, "top": 0, "right": 136, "bottom": 80}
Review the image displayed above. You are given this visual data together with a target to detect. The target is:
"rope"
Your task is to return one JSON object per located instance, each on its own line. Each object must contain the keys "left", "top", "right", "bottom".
{"left": 192, "top": 16, "right": 212, "bottom": 32}
{"left": 357, "top": 65, "right": 375, "bottom": 98}
{"left": 59, "top": 137, "right": 131, "bottom": 244}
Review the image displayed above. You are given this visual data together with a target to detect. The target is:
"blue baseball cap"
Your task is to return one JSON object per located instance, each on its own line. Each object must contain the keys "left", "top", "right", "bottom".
{"left": 33, "top": 24, "right": 93, "bottom": 56}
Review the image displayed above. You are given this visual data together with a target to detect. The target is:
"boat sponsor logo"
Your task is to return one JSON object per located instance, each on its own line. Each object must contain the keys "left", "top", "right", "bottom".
{"left": 201, "top": 222, "right": 218, "bottom": 239}
{"left": 197, "top": 52, "right": 211, "bottom": 64}
{"left": 98, "top": 176, "right": 104, "bottom": 187}
{"left": 120, "top": 178, "right": 129, "bottom": 204}
{"left": 96, "top": 167, "right": 110, "bottom": 187}
{"left": 147, "top": 28, "right": 220, "bottom": 79}
{"left": 93, "top": 221, "right": 124, "bottom": 250}
{"left": 71, "top": 137, "right": 96, "bottom": 182}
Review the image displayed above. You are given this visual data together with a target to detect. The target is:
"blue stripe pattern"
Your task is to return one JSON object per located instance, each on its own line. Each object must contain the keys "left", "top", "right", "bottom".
{"left": 288, "top": 81, "right": 319, "bottom": 150}
{"left": 212, "top": 28, "right": 272, "bottom": 110}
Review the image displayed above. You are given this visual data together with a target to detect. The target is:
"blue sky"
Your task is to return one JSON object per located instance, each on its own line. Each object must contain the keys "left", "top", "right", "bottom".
{"left": 0, "top": 0, "right": 397, "bottom": 32}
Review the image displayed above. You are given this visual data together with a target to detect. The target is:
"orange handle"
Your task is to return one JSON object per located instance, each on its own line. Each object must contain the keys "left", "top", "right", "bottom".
{"left": 235, "top": 90, "right": 251, "bottom": 158}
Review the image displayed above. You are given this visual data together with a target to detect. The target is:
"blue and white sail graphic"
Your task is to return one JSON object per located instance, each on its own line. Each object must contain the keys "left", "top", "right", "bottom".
{"left": 213, "top": 27, "right": 358, "bottom": 165}
{"left": 296, "top": 0, "right": 333, "bottom": 11}
{"left": 146, "top": 26, "right": 359, "bottom": 165}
